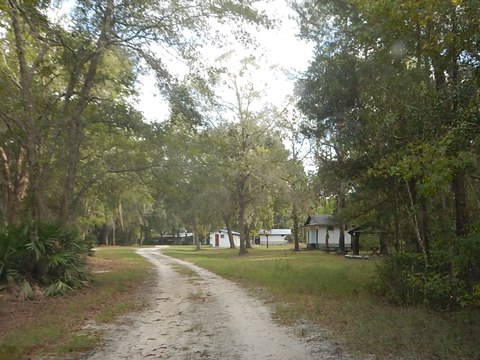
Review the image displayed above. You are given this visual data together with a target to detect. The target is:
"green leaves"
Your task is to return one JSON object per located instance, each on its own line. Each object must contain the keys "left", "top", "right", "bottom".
{"left": 376, "top": 234, "right": 480, "bottom": 309}
{"left": 295, "top": 0, "right": 480, "bottom": 281}
{"left": 0, "top": 0, "right": 273, "bottom": 227}
{"left": 0, "top": 224, "right": 90, "bottom": 296}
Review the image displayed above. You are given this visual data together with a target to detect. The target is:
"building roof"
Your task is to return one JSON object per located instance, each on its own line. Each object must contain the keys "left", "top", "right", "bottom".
{"left": 304, "top": 214, "right": 335, "bottom": 227}
{"left": 214, "top": 229, "right": 240, "bottom": 235}
{"left": 348, "top": 224, "right": 387, "bottom": 235}
{"left": 259, "top": 229, "right": 291, "bottom": 236}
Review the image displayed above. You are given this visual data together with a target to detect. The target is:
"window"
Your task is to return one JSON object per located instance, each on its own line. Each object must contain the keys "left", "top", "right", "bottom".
{"left": 220, "top": 234, "right": 225, "bottom": 238}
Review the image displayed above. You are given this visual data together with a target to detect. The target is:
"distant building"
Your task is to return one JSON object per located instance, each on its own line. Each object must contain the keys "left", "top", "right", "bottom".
{"left": 157, "top": 232, "right": 193, "bottom": 245}
{"left": 209, "top": 229, "right": 240, "bottom": 248}
{"left": 304, "top": 215, "right": 351, "bottom": 250}
{"left": 258, "top": 229, "right": 291, "bottom": 245}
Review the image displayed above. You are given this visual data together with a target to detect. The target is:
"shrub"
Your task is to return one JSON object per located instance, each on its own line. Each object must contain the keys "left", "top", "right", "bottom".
{"left": 375, "top": 235, "right": 480, "bottom": 310}
{"left": 142, "top": 237, "right": 157, "bottom": 245}
{"left": 0, "top": 225, "right": 29, "bottom": 282}
{"left": 0, "top": 224, "right": 91, "bottom": 297}
{"left": 375, "top": 252, "right": 426, "bottom": 306}
{"left": 455, "top": 235, "right": 480, "bottom": 306}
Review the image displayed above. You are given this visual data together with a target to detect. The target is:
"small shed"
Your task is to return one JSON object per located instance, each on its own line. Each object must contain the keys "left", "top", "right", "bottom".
{"left": 304, "top": 214, "right": 351, "bottom": 250}
{"left": 209, "top": 229, "right": 240, "bottom": 248}
{"left": 258, "top": 229, "right": 291, "bottom": 246}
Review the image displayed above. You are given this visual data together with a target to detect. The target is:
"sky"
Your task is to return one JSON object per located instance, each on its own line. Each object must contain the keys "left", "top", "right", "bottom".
{"left": 135, "top": 0, "right": 314, "bottom": 123}
{"left": 46, "top": 1, "right": 313, "bottom": 123}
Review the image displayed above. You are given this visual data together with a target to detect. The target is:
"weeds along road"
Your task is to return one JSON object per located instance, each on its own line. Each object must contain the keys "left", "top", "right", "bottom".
{"left": 81, "top": 247, "right": 351, "bottom": 360}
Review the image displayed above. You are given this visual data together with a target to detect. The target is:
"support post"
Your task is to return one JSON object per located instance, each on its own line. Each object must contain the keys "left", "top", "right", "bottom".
{"left": 353, "top": 233, "right": 360, "bottom": 255}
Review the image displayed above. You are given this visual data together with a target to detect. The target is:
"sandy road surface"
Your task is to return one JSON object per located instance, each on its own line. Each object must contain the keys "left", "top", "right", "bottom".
{"left": 79, "top": 247, "right": 351, "bottom": 360}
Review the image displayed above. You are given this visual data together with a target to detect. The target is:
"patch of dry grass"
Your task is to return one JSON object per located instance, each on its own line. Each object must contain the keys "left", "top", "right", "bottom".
{"left": 0, "top": 246, "right": 155, "bottom": 360}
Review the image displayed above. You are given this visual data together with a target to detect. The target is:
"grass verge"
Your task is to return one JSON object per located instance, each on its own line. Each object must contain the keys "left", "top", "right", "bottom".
{"left": 0, "top": 246, "right": 154, "bottom": 360}
{"left": 163, "top": 245, "right": 480, "bottom": 360}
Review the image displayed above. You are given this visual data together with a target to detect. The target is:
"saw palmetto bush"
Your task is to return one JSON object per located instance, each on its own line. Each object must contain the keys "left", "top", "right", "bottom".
{"left": 0, "top": 224, "right": 91, "bottom": 296}
{"left": 0, "top": 225, "right": 28, "bottom": 282}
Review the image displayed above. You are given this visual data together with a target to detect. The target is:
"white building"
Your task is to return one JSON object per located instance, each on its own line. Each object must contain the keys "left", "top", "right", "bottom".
{"left": 258, "top": 229, "right": 291, "bottom": 245}
{"left": 209, "top": 229, "right": 240, "bottom": 248}
{"left": 304, "top": 215, "right": 351, "bottom": 250}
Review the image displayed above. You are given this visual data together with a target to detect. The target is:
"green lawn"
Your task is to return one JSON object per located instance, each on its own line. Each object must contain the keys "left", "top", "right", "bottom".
{"left": 0, "top": 246, "right": 154, "bottom": 360}
{"left": 163, "top": 245, "right": 480, "bottom": 360}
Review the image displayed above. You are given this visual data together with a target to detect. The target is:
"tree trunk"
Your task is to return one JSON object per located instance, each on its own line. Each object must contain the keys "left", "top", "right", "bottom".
{"left": 336, "top": 189, "right": 346, "bottom": 254}
{"left": 405, "top": 179, "right": 428, "bottom": 263}
{"left": 393, "top": 195, "right": 401, "bottom": 252}
{"left": 292, "top": 203, "right": 300, "bottom": 252}
{"left": 222, "top": 212, "right": 236, "bottom": 249}
{"left": 6, "top": 1, "right": 45, "bottom": 225}
{"left": 380, "top": 233, "right": 388, "bottom": 255}
{"left": 419, "top": 198, "right": 430, "bottom": 256}
{"left": 59, "top": 0, "right": 114, "bottom": 224}
{"left": 112, "top": 222, "right": 116, "bottom": 246}
{"left": 238, "top": 196, "right": 248, "bottom": 255}
{"left": 139, "top": 225, "right": 144, "bottom": 246}
{"left": 101, "top": 224, "right": 109, "bottom": 245}
{"left": 394, "top": 213, "right": 400, "bottom": 252}
{"left": 194, "top": 218, "right": 201, "bottom": 251}
{"left": 195, "top": 232, "right": 201, "bottom": 250}
{"left": 338, "top": 227, "right": 345, "bottom": 255}
{"left": 236, "top": 172, "right": 249, "bottom": 255}
{"left": 0, "top": 146, "right": 28, "bottom": 225}
{"left": 245, "top": 222, "right": 252, "bottom": 249}
{"left": 118, "top": 202, "right": 125, "bottom": 231}
{"left": 452, "top": 170, "right": 469, "bottom": 237}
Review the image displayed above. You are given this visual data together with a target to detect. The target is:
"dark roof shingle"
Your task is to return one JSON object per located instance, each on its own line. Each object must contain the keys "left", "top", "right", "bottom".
{"left": 304, "top": 214, "right": 334, "bottom": 227}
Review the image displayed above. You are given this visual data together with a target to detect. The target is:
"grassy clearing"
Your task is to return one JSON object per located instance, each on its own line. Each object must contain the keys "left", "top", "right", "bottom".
{"left": 163, "top": 245, "right": 480, "bottom": 360}
{"left": 0, "top": 246, "right": 154, "bottom": 360}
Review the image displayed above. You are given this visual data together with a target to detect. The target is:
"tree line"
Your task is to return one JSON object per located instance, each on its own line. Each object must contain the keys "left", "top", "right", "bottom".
{"left": 0, "top": 0, "right": 309, "bottom": 295}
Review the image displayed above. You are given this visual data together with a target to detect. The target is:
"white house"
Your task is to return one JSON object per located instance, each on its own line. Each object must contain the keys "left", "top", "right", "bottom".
{"left": 258, "top": 229, "right": 291, "bottom": 245}
{"left": 304, "top": 215, "right": 351, "bottom": 250}
{"left": 209, "top": 229, "right": 240, "bottom": 248}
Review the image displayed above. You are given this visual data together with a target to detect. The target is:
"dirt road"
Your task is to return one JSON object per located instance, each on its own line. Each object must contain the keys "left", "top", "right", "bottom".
{"left": 80, "top": 247, "right": 351, "bottom": 360}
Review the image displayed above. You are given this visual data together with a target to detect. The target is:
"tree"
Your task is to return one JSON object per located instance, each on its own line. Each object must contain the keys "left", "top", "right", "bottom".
{"left": 296, "top": 45, "right": 363, "bottom": 253}
{"left": 296, "top": 0, "right": 480, "bottom": 245}
{"left": 277, "top": 104, "right": 311, "bottom": 251}
{"left": 207, "top": 65, "right": 289, "bottom": 254}
{"left": 0, "top": 0, "right": 271, "bottom": 227}
{"left": 295, "top": 0, "right": 480, "bottom": 307}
